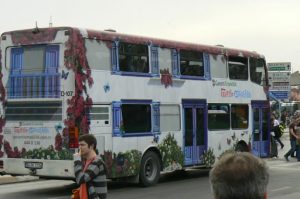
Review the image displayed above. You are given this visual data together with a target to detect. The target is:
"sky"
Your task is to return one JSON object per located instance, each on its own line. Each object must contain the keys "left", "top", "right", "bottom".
{"left": 1, "top": 0, "right": 300, "bottom": 72}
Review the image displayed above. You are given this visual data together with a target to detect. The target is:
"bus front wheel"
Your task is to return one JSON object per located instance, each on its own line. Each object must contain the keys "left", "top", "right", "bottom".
{"left": 139, "top": 151, "right": 161, "bottom": 187}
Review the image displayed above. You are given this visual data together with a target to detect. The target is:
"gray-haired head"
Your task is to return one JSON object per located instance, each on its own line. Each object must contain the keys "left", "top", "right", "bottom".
{"left": 209, "top": 152, "right": 269, "bottom": 199}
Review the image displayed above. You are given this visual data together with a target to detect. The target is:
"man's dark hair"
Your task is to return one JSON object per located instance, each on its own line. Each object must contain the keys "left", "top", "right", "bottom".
{"left": 209, "top": 152, "right": 269, "bottom": 199}
{"left": 78, "top": 134, "right": 97, "bottom": 150}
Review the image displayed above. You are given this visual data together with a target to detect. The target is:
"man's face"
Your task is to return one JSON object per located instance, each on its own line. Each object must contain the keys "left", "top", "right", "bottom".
{"left": 79, "top": 140, "right": 92, "bottom": 158}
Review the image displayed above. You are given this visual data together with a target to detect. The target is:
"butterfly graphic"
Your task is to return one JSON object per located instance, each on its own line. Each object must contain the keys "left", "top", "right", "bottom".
{"left": 61, "top": 70, "right": 69, "bottom": 80}
{"left": 152, "top": 134, "right": 159, "bottom": 143}
{"left": 231, "top": 132, "right": 236, "bottom": 140}
{"left": 103, "top": 83, "right": 110, "bottom": 93}
{"left": 55, "top": 123, "right": 63, "bottom": 134}
{"left": 227, "top": 138, "right": 231, "bottom": 145}
{"left": 212, "top": 79, "right": 216, "bottom": 86}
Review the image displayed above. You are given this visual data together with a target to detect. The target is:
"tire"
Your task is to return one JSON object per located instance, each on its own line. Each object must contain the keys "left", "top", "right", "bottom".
{"left": 139, "top": 151, "right": 161, "bottom": 187}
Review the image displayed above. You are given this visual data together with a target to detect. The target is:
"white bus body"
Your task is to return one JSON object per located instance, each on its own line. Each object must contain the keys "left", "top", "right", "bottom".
{"left": 0, "top": 27, "right": 270, "bottom": 186}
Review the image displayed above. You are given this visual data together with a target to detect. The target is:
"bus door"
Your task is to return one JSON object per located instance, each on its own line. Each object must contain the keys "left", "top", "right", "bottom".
{"left": 251, "top": 101, "right": 270, "bottom": 158}
{"left": 182, "top": 100, "right": 207, "bottom": 166}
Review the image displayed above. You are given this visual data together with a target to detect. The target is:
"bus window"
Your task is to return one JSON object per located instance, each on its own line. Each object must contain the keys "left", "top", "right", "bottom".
{"left": 160, "top": 104, "right": 180, "bottom": 131}
{"left": 231, "top": 104, "right": 249, "bottom": 129}
{"left": 121, "top": 104, "right": 152, "bottom": 133}
{"left": 5, "top": 101, "right": 62, "bottom": 121}
{"left": 208, "top": 104, "right": 230, "bottom": 130}
{"left": 85, "top": 39, "right": 111, "bottom": 71}
{"left": 9, "top": 45, "right": 59, "bottom": 98}
{"left": 118, "top": 42, "right": 149, "bottom": 73}
{"left": 23, "top": 46, "right": 45, "bottom": 73}
{"left": 210, "top": 54, "right": 227, "bottom": 78}
{"left": 158, "top": 48, "right": 172, "bottom": 74}
{"left": 250, "top": 58, "right": 266, "bottom": 86}
{"left": 11, "top": 45, "right": 59, "bottom": 74}
{"left": 86, "top": 105, "right": 110, "bottom": 127}
{"left": 228, "top": 56, "right": 248, "bottom": 80}
{"left": 180, "top": 50, "right": 204, "bottom": 77}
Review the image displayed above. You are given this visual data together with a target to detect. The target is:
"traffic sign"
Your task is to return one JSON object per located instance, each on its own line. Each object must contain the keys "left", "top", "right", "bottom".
{"left": 267, "top": 62, "right": 291, "bottom": 71}
{"left": 269, "top": 91, "right": 289, "bottom": 100}
{"left": 267, "top": 62, "right": 291, "bottom": 100}
{"left": 268, "top": 71, "right": 290, "bottom": 82}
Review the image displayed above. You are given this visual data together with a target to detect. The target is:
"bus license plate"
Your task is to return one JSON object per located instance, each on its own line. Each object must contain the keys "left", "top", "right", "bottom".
{"left": 25, "top": 162, "right": 43, "bottom": 169}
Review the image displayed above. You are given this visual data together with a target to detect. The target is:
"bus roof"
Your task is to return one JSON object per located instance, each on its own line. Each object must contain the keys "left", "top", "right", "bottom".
{"left": 2, "top": 26, "right": 264, "bottom": 58}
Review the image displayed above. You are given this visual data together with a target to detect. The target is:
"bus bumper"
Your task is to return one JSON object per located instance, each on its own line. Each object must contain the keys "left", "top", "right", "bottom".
{"left": 3, "top": 158, "right": 75, "bottom": 179}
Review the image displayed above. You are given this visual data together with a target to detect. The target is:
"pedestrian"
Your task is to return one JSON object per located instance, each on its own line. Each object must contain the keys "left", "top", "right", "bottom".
{"left": 73, "top": 134, "right": 107, "bottom": 199}
{"left": 281, "top": 111, "right": 287, "bottom": 126}
{"left": 271, "top": 116, "right": 284, "bottom": 149}
{"left": 284, "top": 119, "right": 300, "bottom": 162}
{"left": 209, "top": 152, "right": 269, "bottom": 199}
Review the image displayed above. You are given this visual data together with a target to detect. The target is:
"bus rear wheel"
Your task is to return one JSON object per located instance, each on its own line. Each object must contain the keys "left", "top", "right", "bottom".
{"left": 139, "top": 151, "right": 161, "bottom": 187}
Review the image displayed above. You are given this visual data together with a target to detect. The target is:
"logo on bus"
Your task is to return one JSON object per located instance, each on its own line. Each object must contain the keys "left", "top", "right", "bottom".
{"left": 212, "top": 79, "right": 237, "bottom": 87}
{"left": 221, "top": 88, "right": 251, "bottom": 98}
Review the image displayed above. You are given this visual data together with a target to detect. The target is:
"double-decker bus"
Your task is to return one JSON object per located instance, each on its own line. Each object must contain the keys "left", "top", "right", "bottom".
{"left": 0, "top": 27, "right": 270, "bottom": 186}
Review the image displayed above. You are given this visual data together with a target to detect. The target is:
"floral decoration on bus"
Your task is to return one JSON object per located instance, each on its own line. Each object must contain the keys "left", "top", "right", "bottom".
{"left": 201, "top": 148, "right": 215, "bottom": 168}
{"left": 160, "top": 69, "right": 173, "bottom": 88}
{"left": 101, "top": 150, "right": 142, "bottom": 178}
{"left": 2, "top": 126, "right": 73, "bottom": 159}
{"left": 63, "top": 28, "right": 93, "bottom": 139}
{"left": 158, "top": 133, "right": 184, "bottom": 171}
{"left": 3, "top": 141, "right": 73, "bottom": 160}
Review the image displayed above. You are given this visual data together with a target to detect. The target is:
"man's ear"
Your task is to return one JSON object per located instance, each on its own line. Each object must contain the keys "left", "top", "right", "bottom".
{"left": 90, "top": 144, "right": 95, "bottom": 150}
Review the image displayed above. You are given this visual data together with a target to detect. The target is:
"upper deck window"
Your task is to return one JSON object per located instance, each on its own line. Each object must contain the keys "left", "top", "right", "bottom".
{"left": 210, "top": 54, "right": 227, "bottom": 78}
{"left": 180, "top": 50, "right": 204, "bottom": 77}
{"left": 158, "top": 48, "right": 172, "bottom": 74}
{"left": 11, "top": 45, "right": 59, "bottom": 74}
{"left": 9, "top": 45, "right": 60, "bottom": 98}
{"left": 228, "top": 57, "right": 248, "bottom": 80}
{"left": 118, "top": 42, "right": 149, "bottom": 73}
{"left": 23, "top": 46, "right": 45, "bottom": 73}
{"left": 228, "top": 56, "right": 248, "bottom": 80}
{"left": 85, "top": 39, "right": 110, "bottom": 71}
{"left": 250, "top": 58, "right": 266, "bottom": 86}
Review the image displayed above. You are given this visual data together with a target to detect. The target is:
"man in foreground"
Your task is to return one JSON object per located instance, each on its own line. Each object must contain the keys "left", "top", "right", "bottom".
{"left": 209, "top": 152, "right": 269, "bottom": 199}
{"left": 74, "top": 134, "right": 107, "bottom": 199}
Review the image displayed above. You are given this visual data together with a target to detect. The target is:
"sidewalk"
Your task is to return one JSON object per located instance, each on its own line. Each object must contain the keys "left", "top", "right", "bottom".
{"left": 0, "top": 174, "right": 39, "bottom": 185}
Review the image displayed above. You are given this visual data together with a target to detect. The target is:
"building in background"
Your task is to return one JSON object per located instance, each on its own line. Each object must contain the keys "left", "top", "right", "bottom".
{"left": 290, "top": 71, "right": 300, "bottom": 101}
